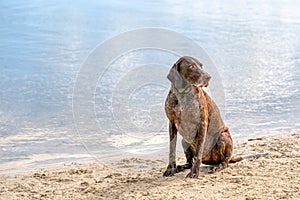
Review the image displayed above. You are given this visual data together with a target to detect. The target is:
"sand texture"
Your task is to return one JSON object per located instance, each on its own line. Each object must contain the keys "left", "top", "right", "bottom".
{"left": 0, "top": 132, "right": 299, "bottom": 200}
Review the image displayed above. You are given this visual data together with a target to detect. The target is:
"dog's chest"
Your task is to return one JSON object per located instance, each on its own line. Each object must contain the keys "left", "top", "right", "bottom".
{"left": 175, "top": 94, "right": 201, "bottom": 143}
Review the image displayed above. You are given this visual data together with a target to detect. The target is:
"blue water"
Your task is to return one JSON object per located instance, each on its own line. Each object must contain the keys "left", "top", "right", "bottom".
{"left": 0, "top": 0, "right": 299, "bottom": 171}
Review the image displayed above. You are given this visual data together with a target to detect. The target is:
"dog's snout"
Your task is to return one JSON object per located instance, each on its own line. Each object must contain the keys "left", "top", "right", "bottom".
{"left": 205, "top": 74, "right": 211, "bottom": 81}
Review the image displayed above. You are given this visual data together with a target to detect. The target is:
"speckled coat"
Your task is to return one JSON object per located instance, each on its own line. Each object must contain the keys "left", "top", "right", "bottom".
{"left": 163, "top": 56, "right": 235, "bottom": 178}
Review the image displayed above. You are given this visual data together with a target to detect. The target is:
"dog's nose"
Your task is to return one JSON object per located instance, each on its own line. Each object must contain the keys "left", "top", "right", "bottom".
{"left": 205, "top": 74, "right": 211, "bottom": 81}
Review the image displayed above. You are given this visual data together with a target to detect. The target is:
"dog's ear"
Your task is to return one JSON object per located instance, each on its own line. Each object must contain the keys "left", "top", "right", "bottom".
{"left": 167, "top": 60, "right": 188, "bottom": 92}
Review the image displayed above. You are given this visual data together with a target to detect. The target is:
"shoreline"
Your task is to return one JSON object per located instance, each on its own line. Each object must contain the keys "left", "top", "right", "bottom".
{"left": 0, "top": 131, "right": 299, "bottom": 199}
{"left": 0, "top": 129, "right": 297, "bottom": 175}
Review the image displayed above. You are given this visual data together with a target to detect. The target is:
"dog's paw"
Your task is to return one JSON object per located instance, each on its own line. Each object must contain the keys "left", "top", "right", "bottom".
{"left": 185, "top": 162, "right": 200, "bottom": 178}
{"left": 163, "top": 164, "right": 176, "bottom": 177}
{"left": 186, "top": 171, "right": 199, "bottom": 179}
{"left": 186, "top": 166, "right": 199, "bottom": 179}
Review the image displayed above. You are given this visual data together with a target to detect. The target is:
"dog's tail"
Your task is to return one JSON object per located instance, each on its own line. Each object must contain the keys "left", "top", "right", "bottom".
{"left": 229, "top": 153, "right": 269, "bottom": 163}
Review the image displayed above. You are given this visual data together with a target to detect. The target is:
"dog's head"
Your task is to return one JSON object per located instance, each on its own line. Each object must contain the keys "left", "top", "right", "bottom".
{"left": 167, "top": 56, "right": 211, "bottom": 92}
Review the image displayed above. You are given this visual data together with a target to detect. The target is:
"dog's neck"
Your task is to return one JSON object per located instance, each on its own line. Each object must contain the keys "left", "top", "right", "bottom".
{"left": 171, "top": 84, "right": 200, "bottom": 106}
{"left": 171, "top": 83, "right": 192, "bottom": 94}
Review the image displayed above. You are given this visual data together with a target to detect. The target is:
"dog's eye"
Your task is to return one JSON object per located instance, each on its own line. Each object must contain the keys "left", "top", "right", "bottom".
{"left": 189, "top": 65, "right": 196, "bottom": 70}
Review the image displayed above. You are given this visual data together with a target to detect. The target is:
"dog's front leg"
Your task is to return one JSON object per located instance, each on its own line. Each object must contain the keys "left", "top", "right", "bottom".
{"left": 186, "top": 96, "right": 208, "bottom": 179}
{"left": 163, "top": 121, "right": 177, "bottom": 177}
{"left": 186, "top": 125, "right": 207, "bottom": 178}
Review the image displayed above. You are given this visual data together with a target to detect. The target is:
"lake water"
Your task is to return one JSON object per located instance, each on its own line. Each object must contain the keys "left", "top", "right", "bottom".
{"left": 0, "top": 0, "right": 299, "bottom": 172}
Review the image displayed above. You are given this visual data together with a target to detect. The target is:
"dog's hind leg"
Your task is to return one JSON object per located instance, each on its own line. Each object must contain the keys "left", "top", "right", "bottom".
{"left": 208, "top": 130, "right": 233, "bottom": 173}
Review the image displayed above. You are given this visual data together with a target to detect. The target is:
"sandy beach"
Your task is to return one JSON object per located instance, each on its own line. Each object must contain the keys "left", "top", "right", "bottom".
{"left": 0, "top": 131, "right": 299, "bottom": 200}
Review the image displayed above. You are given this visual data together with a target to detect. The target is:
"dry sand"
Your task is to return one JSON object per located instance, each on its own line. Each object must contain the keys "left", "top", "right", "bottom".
{"left": 0, "top": 132, "right": 299, "bottom": 200}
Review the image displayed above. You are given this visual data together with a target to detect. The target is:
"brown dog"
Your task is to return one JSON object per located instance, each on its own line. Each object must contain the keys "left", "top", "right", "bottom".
{"left": 163, "top": 56, "right": 242, "bottom": 178}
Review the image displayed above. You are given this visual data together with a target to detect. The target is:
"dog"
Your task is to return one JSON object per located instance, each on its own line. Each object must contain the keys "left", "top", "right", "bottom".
{"left": 163, "top": 56, "right": 244, "bottom": 178}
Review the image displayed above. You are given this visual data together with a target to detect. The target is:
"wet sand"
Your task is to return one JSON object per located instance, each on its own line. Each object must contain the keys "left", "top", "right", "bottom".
{"left": 0, "top": 132, "right": 299, "bottom": 200}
